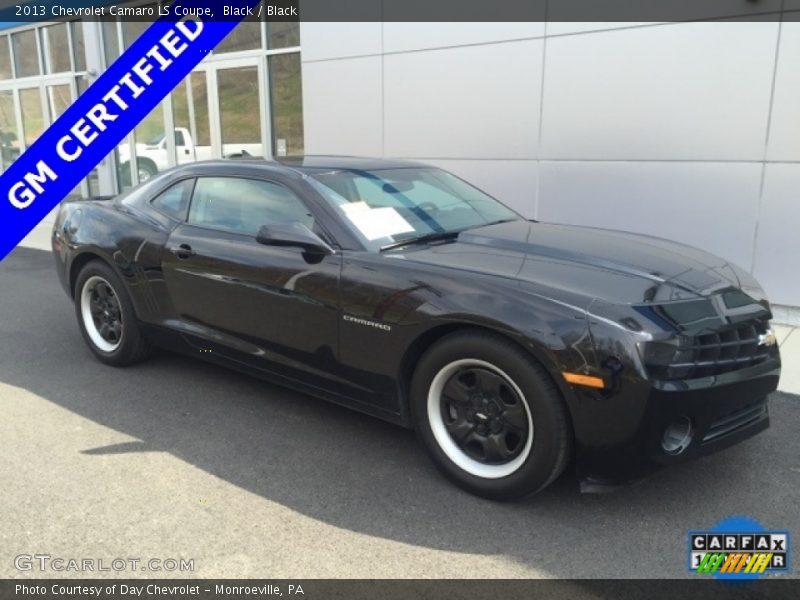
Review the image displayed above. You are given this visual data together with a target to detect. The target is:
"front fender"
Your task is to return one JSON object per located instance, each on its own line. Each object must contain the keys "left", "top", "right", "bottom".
{"left": 395, "top": 289, "right": 597, "bottom": 429}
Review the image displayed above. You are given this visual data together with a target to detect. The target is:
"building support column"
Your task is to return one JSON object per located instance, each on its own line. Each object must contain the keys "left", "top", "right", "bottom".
{"left": 81, "top": 20, "right": 117, "bottom": 196}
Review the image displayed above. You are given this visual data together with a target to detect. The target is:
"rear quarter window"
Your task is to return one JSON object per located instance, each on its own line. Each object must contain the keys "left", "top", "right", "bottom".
{"left": 150, "top": 179, "right": 194, "bottom": 221}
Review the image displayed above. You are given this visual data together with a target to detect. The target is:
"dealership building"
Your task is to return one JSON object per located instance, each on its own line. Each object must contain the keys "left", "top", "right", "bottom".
{"left": 1, "top": 12, "right": 799, "bottom": 320}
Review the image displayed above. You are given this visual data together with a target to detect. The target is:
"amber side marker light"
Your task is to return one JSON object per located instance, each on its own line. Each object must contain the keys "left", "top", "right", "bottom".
{"left": 562, "top": 372, "right": 606, "bottom": 389}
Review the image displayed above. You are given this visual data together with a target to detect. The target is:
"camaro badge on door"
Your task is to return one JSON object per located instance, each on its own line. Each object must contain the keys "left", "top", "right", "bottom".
{"left": 343, "top": 314, "right": 392, "bottom": 332}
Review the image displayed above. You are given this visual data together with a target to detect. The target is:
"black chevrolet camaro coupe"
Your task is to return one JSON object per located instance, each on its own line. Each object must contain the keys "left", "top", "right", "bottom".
{"left": 52, "top": 157, "right": 781, "bottom": 499}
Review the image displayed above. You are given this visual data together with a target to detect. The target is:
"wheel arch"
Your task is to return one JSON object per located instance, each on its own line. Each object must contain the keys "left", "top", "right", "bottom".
{"left": 136, "top": 156, "right": 158, "bottom": 174}
{"left": 69, "top": 250, "right": 126, "bottom": 300}
{"left": 398, "top": 321, "right": 579, "bottom": 429}
{"left": 70, "top": 251, "right": 104, "bottom": 298}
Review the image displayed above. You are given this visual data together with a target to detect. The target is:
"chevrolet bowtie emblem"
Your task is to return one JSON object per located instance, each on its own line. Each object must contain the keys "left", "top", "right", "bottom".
{"left": 758, "top": 330, "right": 777, "bottom": 347}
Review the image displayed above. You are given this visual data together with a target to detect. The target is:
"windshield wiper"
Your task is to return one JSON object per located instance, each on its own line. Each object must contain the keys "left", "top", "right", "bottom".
{"left": 378, "top": 219, "right": 519, "bottom": 252}
{"left": 379, "top": 230, "right": 461, "bottom": 252}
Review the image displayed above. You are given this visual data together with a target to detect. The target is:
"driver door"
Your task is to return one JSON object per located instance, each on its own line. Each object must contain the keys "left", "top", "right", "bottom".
{"left": 161, "top": 175, "right": 342, "bottom": 386}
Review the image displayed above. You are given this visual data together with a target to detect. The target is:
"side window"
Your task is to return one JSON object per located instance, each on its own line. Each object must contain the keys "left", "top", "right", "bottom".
{"left": 188, "top": 177, "right": 314, "bottom": 235}
{"left": 175, "top": 130, "right": 185, "bottom": 147}
{"left": 150, "top": 179, "right": 194, "bottom": 221}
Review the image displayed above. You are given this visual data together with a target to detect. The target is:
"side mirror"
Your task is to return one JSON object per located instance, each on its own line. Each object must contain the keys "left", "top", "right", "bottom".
{"left": 256, "top": 221, "right": 334, "bottom": 255}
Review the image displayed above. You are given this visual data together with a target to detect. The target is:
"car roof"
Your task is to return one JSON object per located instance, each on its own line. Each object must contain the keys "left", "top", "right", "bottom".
{"left": 170, "top": 156, "right": 426, "bottom": 178}
{"left": 274, "top": 155, "right": 424, "bottom": 172}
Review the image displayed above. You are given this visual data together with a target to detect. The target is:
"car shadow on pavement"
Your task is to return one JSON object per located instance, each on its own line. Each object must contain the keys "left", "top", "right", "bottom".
{"left": 2, "top": 247, "right": 799, "bottom": 578}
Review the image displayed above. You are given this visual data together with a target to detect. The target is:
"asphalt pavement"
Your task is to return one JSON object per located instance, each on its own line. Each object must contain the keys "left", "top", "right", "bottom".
{"left": 1, "top": 247, "right": 798, "bottom": 578}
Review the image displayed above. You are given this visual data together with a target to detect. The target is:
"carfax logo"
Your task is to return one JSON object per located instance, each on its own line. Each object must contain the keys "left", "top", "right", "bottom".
{"left": 689, "top": 516, "right": 791, "bottom": 579}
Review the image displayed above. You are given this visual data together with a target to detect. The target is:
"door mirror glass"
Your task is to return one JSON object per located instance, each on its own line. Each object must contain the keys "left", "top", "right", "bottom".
{"left": 256, "top": 221, "right": 333, "bottom": 255}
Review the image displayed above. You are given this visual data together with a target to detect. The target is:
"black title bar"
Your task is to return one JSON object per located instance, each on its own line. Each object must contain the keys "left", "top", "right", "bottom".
{"left": 0, "top": 0, "right": 799, "bottom": 23}
{"left": 3, "top": 579, "right": 800, "bottom": 600}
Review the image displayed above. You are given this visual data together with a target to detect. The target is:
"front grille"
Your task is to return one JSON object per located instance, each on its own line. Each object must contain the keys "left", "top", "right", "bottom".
{"left": 703, "top": 399, "right": 768, "bottom": 443}
{"left": 643, "top": 317, "right": 776, "bottom": 380}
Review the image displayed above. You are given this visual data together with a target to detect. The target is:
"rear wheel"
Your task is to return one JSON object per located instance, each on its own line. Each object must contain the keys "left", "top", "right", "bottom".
{"left": 411, "top": 330, "right": 571, "bottom": 500}
{"left": 74, "top": 260, "right": 154, "bottom": 366}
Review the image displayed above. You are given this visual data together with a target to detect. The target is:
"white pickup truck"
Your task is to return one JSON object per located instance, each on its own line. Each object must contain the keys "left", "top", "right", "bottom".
{"left": 117, "top": 127, "right": 263, "bottom": 184}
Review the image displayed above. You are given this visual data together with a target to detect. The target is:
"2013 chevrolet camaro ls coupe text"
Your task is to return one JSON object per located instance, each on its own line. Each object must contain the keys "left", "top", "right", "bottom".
{"left": 52, "top": 157, "right": 781, "bottom": 499}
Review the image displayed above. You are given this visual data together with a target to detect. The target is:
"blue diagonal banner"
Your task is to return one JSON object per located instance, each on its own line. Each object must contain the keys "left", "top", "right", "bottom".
{"left": 0, "top": 0, "right": 261, "bottom": 260}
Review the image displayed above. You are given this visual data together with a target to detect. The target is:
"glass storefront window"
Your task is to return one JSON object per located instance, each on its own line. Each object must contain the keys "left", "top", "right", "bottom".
{"left": 269, "top": 22, "right": 300, "bottom": 49}
{"left": 0, "top": 18, "right": 302, "bottom": 190}
{"left": 101, "top": 17, "right": 120, "bottom": 66}
{"left": 71, "top": 21, "right": 86, "bottom": 72}
{"left": 172, "top": 72, "right": 211, "bottom": 165}
{"left": 218, "top": 66, "right": 263, "bottom": 158}
{"left": 215, "top": 22, "right": 261, "bottom": 53}
{"left": 43, "top": 23, "right": 71, "bottom": 73}
{"left": 19, "top": 87, "right": 44, "bottom": 147}
{"left": 0, "top": 36, "right": 12, "bottom": 79}
{"left": 134, "top": 106, "right": 166, "bottom": 150}
{"left": 46, "top": 83, "right": 83, "bottom": 201}
{"left": 122, "top": 21, "right": 149, "bottom": 49}
{"left": 12, "top": 29, "right": 40, "bottom": 78}
{"left": 72, "top": 78, "right": 98, "bottom": 195}
{"left": 0, "top": 90, "right": 20, "bottom": 170}
{"left": 0, "top": 18, "right": 303, "bottom": 193}
{"left": 128, "top": 102, "right": 167, "bottom": 185}
{"left": 269, "top": 53, "right": 304, "bottom": 156}
{"left": 47, "top": 84, "right": 72, "bottom": 119}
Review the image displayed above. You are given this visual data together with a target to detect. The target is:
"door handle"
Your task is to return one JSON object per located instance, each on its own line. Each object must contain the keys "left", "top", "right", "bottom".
{"left": 170, "top": 243, "right": 195, "bottom": 259}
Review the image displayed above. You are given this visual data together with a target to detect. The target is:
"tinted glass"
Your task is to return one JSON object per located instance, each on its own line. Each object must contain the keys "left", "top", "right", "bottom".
{"left": 0, "top": 36, "right": 12, "bottom": 79}
{"left": 122, "top": 20, "right": 148, "bottom": 49}
{"left": 268, "top": 22, "right": 299, "bottom": 49}
{"left": 19, "top": 87, "right": 44, "bottom": 147}
{"left": 0, "top": 90, "right": 19, "bottom": 169}
{"left": 43, "top": 23, "right": 70, "bottom": 73}
{"left": 71, "top": 21, "right": 86, "bottom": 71}
{"left": 130, "top": 101, "right": 167, "bottom": 185}
{"left": 47, "top": 84, "right": 72, "bottom": 119}
{"left": 101, "top": 17, "right": 119, "bottom": 65}
{"left": 270, "top": 53, "right": 303, "bottom": 156}
{"left": 152, "top": 179, "right": 194, "bottom": 221}
{"left": 171, "top": 72, "right": 211, "bottom": 170}
{"left": 215, "top": 21, "right": 261, "bottom": 53}
{"left": 310, "top": 168, "right": 520, "bottom": 250}
{"left": 218, "top": 67, "right": 262, "bottom": 157}
{"left": 189, "top": 177, "right": 313, "bottom": 234}
{"left": 12, "top": 30, "right": 40, "bottom": 77}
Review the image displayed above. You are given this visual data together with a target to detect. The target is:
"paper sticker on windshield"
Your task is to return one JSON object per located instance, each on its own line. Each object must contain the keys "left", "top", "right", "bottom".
{"left": 341, "top": 201, "right": 371, "bottom": 214}
{"left": 344, "top": 206, "right": 414, "bottom": 241}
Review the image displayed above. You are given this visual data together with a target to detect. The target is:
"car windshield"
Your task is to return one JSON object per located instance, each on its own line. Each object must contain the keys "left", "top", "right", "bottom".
{"left": 308, "top": 167, "right": 521, "bottom": 251}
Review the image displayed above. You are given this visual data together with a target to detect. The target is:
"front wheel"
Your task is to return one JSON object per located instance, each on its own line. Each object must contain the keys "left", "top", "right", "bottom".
{"left": 74, "top": 260, "right": 154, "bottom": 366}
{"left": 411, "top": 330, "right": 571, "bottom": 500}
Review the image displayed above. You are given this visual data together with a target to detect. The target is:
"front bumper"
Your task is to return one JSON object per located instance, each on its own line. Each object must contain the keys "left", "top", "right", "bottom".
{"left": 571, "top": 357, "right": 780, "bottom": 488}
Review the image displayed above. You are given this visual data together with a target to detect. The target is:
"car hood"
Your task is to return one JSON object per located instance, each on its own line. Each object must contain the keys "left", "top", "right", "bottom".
{"left": 396, "top": 220, "right": 753, "bottom": 308}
